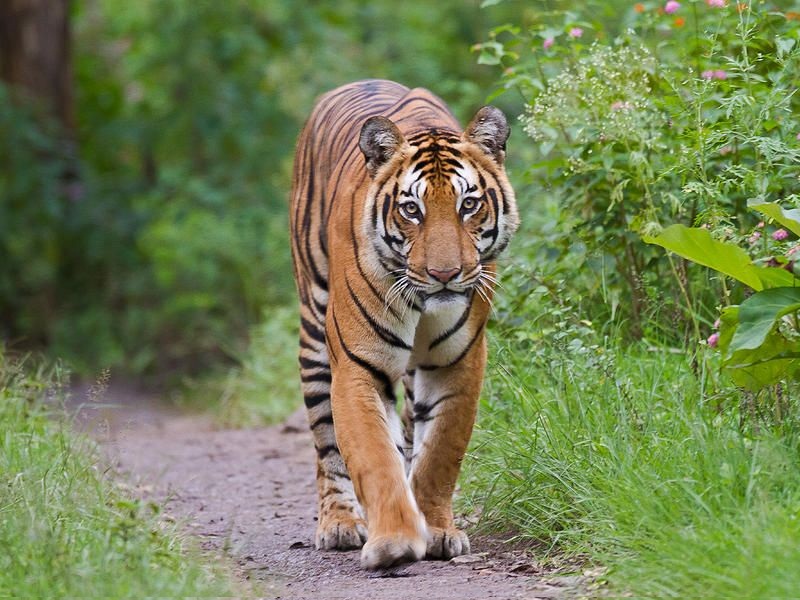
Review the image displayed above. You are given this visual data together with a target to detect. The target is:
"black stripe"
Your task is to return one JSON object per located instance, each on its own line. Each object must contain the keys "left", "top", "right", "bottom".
{"left": 317, "top": 444, "right": 339, "bottom": 459}
{"left": 481, "top": 189, "right": 500, "bottom": 250}
{"left": 332, "top": 309, "right": 396, "bottom": 402}
{"left": 300, "top": 356, "right": 328, "bottom": 370}
{"left": 428, "top": 302, "right": 472, "bottom": 350}
{"left": 418, "top": 323, "right": 485, "bottom": 371}
{"left": 301, "top": 371, "right": 332, "bottom": 384}
{"left": 346, "top": 278, "right": 412, "bottom": 349}
{"left": 311, "top": 414, "right": 334, "bottom": 429}
{"left": 304, "top": 393, "right": 329, "bottom": 409}
{"left": 301, "top": 316, "right": 326, "bottom": 344}
{"left": 414, "top": 393, "right": 457, "bottom": 421}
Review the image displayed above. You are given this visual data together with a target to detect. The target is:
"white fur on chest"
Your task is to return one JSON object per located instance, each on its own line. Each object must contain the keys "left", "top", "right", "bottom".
{"left": 410, "top": 296, "right": 472, "bottom": 366}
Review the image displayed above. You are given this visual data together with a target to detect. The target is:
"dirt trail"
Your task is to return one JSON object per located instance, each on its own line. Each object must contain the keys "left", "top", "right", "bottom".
{"left": 75, "top": 387, "right": 590, "bottom": 600}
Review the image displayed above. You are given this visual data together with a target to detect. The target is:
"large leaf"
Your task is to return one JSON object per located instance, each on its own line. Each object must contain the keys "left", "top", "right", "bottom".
{"left": 729, "top": 287, "right": 800, "bottom": 353}
{"left": 727, "top": 357, "right": 800, "bottom": 390}
{"left": 748, "top": 201, "right": 800, "bottom": 237}
{"left": 643, "top": 225, "right": 764, "bottom": 290}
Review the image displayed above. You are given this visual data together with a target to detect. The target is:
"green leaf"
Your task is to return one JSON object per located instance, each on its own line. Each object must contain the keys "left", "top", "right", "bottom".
{"left": 727, "top": 357, "right": 799, "bottom": 390}
{"left": 748, "top": 201, "right": 800, "bottom": 237}
{"left": 729, "top": 287, "right": 800, "bottom": 353}
{"left": 642, "top": 225, "right": 764, "bottom": 290}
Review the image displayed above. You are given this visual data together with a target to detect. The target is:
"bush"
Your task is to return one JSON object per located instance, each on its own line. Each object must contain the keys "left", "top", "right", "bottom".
{"left": 476, "top": 1, "right": 800, "bottom": 340}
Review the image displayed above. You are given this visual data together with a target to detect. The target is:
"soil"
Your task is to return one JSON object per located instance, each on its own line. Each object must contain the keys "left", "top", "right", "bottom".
{"left": 73, "top": 385, "right": 595, "bottom": 600}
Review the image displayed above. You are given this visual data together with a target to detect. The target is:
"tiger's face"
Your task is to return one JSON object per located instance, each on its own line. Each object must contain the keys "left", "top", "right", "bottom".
{"left": 359, "top": 107, "right": 518, "bottom": 308}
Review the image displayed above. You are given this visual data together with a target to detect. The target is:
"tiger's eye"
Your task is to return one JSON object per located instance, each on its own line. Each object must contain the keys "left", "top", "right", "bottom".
{"left": 462, "top": 197, "right": 477, "bottom": 210}
{"left": 401, "top": 202, "right": 419, "bottom": 217}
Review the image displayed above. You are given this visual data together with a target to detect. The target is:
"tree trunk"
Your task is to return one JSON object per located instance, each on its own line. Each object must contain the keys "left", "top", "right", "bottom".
{"left": 0, "top": 0, "right": 74, "bottom": 132}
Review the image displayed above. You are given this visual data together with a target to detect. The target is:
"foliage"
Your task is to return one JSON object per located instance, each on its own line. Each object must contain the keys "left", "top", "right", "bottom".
{"left": 475, "top": 0, "right": 800, "bottom": 339}
{"left": 646, "top": 205, "right": 800, "bottom": 391}
{"left": 461, "top": 282, "right": 800, "bottom": 597}
{"left": 0, "top": 352, "right": 238, "bottom": 596}
{"left": 1, "top": 0, "right": 517, "bottom": 376}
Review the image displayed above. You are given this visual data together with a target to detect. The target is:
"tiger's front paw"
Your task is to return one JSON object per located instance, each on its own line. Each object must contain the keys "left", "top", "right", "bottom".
{"left": 360, "top": 532, "right": 427, "bottom": 570}
{"left": 426, "top": 526, "right": 470, "bottom": 559}
{"left": 315, "top": 514, "right": 368, "bottom": 551}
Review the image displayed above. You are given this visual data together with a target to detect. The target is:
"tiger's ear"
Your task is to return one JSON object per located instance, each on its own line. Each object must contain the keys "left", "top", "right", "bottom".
{"left": 463, "top": 106, "right": 510, "bottom": 164}
{"left": 359, "top": 116, "right": 405, "bottom": 177}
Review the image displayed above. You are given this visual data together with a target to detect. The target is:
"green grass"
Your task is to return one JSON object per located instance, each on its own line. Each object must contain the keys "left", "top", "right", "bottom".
{"left": 0, "top": 353, "right": 240, "bottom": 596}
{"left": 461, "top": 330, "right": 800, "bottom": 598}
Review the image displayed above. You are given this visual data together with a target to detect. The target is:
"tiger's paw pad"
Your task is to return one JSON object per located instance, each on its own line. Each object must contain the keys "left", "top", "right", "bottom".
{"left": 315, "top": 516, "right": 367, "bottom": 551}
{"left": 426, "top": 526, "right": 470, "bottom": 559}
{"left": 360, "top": 533, "right": 426, "bottom": 570}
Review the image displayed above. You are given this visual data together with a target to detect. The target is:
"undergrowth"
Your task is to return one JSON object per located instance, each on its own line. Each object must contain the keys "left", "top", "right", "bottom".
{"left": 461, "top": 320, "right": 800, "bottom": 598}
{"left": 0, "top": 353, "right": 239, "bottom": 596}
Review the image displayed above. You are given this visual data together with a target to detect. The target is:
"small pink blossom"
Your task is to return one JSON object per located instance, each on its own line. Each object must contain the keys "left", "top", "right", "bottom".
{"left": 665, "top": 0, "right": 681, "bottom": 13}
{"left": 714, "top": 318, "right": 721, "bottom": 330}
{"left": 796, "top": 132, "right": 800, "bottom": 140}
{"left": 787, "top": 245, "right": 800, "bottom": 256}
{"left": 702, "top": 69, "right": 727, "bottom": 80}
{"left": 707, "top": 0, "right": 726, "bottom": 7}
{"left": 611, "top": 101, "right": 632, "bottom": 111}
{"left": 757, "top": 221, "right": 765, "bottom": 228}
{"left": 748, "top": 231, "right": 761, "bottom": 244}
{"left": 707, "top": 332, "right": 720, "bottom": 348}
{"left": 569, "top": 27, "right": 583, "bottom": 38}
{"left": 773, "top": 228, "right": 789, "bottom": 241}
{"left": 543, "top": 37, "right": 554, "bottom": 49}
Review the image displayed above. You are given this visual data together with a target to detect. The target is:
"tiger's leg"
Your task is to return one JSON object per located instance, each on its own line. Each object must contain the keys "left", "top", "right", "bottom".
{"left": 409, "top": 334, "right": 486, "bottom": 559}
{"left": 400, "top": 369, "right": 416, "bottom": 472}
{"left": 299, "top": 313, "right": 367, "bottom": 550}
{"left": 330, "top": 365, "right": 427, "bottom": 569}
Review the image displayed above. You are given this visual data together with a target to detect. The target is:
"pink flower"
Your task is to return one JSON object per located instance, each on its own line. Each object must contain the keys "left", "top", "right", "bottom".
{"left": 569, "top": 27, "right": 583, "bottom": 38}
{"left": 787, "top": 245, "right": 800, "bottom": 257}
{"left": 702, "top": 69, "right": 728, "bottom": 81}
{"left": 707, "top": 332, "right": 720, "bottom": 348}
{"left": 665, "top": 0, "right": 681, "bottom": 13}
{"left": 707, "top": 0, "right": 726, "bottom": 6}
{"left": 748, "top": 231, "right": 761, "bottom": 244}
{"left": 757, "top": 221, "right": 765, "bottom": 228}
{"left": 611, "top": 101, "right": 632, "bottom": 111}
{"left": 796, "top": 132, "right": 800, "bottom": 140}
{"left": 773, "top": 228, "right": 789, "bottom": 241}
{"left": 714, "top": 318, "right": 721, "bottom": 329}
{"left": 543, "top": 37, "right": 554, "bottom": 49}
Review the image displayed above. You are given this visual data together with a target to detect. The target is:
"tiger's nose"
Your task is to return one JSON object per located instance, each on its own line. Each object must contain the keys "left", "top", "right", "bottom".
{"left": 427, "top": 267, "right": 461, "bottom": 283}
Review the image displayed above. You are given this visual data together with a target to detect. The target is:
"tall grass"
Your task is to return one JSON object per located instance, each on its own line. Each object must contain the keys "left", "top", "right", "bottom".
{"left": 461, "top": 331, "right": 800, "bottom": 597}
{"left": 0, "top": 353, "right": 238, "bottom": 596}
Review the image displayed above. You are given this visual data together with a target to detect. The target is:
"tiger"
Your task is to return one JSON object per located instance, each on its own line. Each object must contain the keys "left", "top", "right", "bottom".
{"left": 289, "top": 79, "right": 518, "bottom": 570}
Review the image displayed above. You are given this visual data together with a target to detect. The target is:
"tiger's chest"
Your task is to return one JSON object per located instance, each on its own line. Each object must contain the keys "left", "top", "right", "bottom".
{"left": 408, "top": 297, "right": 477, "bottom": 369}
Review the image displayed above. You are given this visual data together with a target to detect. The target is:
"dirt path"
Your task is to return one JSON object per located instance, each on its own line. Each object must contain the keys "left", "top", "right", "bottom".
{"left": 75, "top": 387, "right": 590, "bottom": 600}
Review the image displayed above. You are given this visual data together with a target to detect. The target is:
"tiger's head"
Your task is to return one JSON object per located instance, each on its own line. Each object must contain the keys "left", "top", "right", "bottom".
{"left": 359, "top": 107, "right": 518, "bottom": 307}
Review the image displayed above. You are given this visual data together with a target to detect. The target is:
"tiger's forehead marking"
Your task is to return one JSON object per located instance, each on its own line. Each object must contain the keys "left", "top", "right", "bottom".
{"left": 401, "top": 167, "right": 427, "bottom": 201}
{"left": 451, "top": 164, "right": 478, "bottom": 196}
{"left": 399, "top": 131, "right": 469, "bottom": 201}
